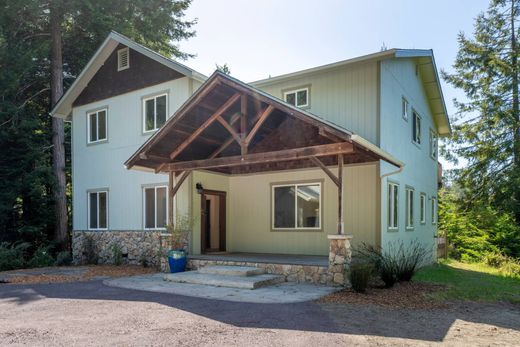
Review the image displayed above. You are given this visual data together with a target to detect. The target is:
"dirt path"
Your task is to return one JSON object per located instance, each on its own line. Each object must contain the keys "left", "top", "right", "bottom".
{"left": 0, "top": 280, "right": 519, "bottom": 346}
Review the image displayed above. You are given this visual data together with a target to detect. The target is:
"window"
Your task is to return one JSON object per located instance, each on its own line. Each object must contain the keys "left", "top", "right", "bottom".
{"left": 412, "top": 110, "right": 421, "bottom": 144}
{"left": 432, "top": 197, "right": 437, "bottom": 225}
{"left": 272, "top": 182, "right": 321, "bottom": 230}
{"left": 143, "top": 94, "right": 167, "bottom": 132}
{"left": 284, "top": 87, "right": 309, "bottom": 108}
{"left": 405, "top": 187, "right": 414, "bottom": 229}
{"left": 88, "top": 191, "right": 108, "bottom": 230}
{"left": 402, "top": 97, "right": 409, "bottom": 121}
{"left": 420, "top": 193, "right": 426, "bottom": 224}
{"left": 388, "top": 182, "right": 399, "bottom": 229}
{"left": 144, "top": 186, "right": 168, "bottom": 229}
{"left": 87, "top": 109, "right": 107, "bottom": 143}
{"left": 429, "top": 130, "right": 438, "bottom": 159}
{"left": 117, "top": 47, "right": 129, "bottom": 71}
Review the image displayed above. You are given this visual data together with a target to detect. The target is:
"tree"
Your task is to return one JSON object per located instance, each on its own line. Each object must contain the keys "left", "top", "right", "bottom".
{"left": 0, "top": 0, "right": 196, "bottom": 251}
{"left": 216, "top": 63, "right": 231, "bottom": 74}
{"left": 443, "top": 0, "right": 520, "bottom": 225}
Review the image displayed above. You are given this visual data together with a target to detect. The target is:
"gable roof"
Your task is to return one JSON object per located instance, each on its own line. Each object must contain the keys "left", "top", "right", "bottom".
{"left": 251, "top": 49, "right": 451, "bottom": 136}
{"left": 50, "top": 31, "right": 206, "bottom": 119}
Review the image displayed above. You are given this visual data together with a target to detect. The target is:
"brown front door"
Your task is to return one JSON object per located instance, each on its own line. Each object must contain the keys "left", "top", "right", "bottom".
{"left": 200, "top": 190, "right": 226, "bottom": 254}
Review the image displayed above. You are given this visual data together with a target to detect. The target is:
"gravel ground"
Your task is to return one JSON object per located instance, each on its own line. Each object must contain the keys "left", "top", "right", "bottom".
{"left": 1, "top": 280, "right": 519, "bottom": 346}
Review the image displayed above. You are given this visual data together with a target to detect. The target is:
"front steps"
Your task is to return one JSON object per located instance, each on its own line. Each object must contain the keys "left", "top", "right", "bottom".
{"left": 163, "top": 265, "right": 285, "bottom": 289}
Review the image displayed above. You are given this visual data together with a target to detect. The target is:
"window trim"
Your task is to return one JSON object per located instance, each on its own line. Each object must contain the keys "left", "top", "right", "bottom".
{"left": 387, "top": 181, "right": 399, "bottom": 231}
{"left": 283, "top": 87, "right": 310, "bottom": 108}
{"left": 429, "top": 129, "right": 438, "bottom": 160}
{"left": 412, "top": 109, "right": 422, "bottom": 146}
{"left": 420, "top": 193, "right": 426, "bottom": 224}
{"left": 143, "top": 185, "right": 169, "bottom": 230}
{"left": 271, "top": 180, "right": 322, "bottom": 231}
{"left": 86, "top": 107, "right": 108, "bottom": 145}
{"left": 431, "top": 196, "right": 437, "bottom": 225}
{"left": 402, "top": 97, "right": 409, "bottom": 121}
{"left": 87, "top": 189, "right": 109, "bottom": 231}
{"left": 142, "top": 92, "right": 169, "bottom": 134}
{"left": 117, "top": 47, "right": 130, "bottom": 71}
{"left": 405, "top": 186, "right": 415, "bottom": 230}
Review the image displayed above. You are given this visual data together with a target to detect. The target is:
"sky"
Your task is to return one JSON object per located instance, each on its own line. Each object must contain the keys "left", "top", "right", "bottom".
{"left": 179, "top": 0, "right": 491, "bottom": 168}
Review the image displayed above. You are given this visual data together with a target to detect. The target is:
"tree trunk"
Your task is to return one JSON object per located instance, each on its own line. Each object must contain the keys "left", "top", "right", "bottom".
{"left": 50, "top": 3, "right": 69, "bottom": 250}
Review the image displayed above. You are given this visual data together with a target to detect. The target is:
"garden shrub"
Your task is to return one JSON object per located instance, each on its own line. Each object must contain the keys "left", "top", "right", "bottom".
{"left": 111, "top": 244, "right": 123, "bottom": 266}
{"left": 0, "top": 242, "right": 30, "bottom": 271}
{"left": 83, "top": 235, "right": 98, "bottom": 265}
{"left": 55, "top": 251, "right": 72, "bottom": 266}
{"left": 27, "top": 245, "right": 55, "bottom": 268}
{"left": 350, "top": 262, "right": 373, "bottom": 293}
{"left": 139, "top": 255, "right": 149, "bottom": 268}
{"left": 500, "top": 261, "right": 520, "bottom": 277}
{"left": 483, "top": 251, "right": 508, "bottom": 268}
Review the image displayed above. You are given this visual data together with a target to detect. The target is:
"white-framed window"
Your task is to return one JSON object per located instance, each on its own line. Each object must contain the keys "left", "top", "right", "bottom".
{"left": 412, "top": 110, "right": 421, "bottom": 145}
{"left": 420, "top": 193, "right": 426, "bottom": 224}
{"left": 405, "top": 187, "right": 414, "bottom": 229}
{"left": 429, "top": 129, "right": 438, "bottom": 159}
{"left": 143, "top": 93, "right": 167, "bottom": 133}
{"left": 117, "top": 47, "right": 130, "bottom": 71}
{"left": 284, "top": 87, "right": 309, "bottom": 108}
{"left": 402, "top": 97, "right": 409, "bottom": 121}
{"left": 144, "top": 186, "right": 168, "bottom": 229}
{"left": 388, "top": 182, "right": 399, "bottom": 230}
{"left": 88, "top": 190, "right": 108, "bottom": 230}
{"left": 87, "top": 109, "right": 107, "bottom": 143}
{"left": 272, "top": 182, "right": 321, "bottom": 230}
{"left": 432, "top": 197, "right": 437, "bottom": 225}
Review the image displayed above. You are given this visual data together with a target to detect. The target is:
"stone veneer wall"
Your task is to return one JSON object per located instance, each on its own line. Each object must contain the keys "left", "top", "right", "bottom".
{"left": 72, "top": 231, "right": 167, "bottom": 267}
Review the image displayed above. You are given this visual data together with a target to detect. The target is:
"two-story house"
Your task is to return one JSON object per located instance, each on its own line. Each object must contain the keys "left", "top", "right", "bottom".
{"left": 51, "top": 32, "right": 450, "bottom": 285}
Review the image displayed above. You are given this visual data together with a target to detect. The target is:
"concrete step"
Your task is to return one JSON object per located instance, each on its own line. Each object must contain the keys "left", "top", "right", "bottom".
{"left": 197, "top": 265, "right": 265, "bottom": 277}
{"left": 163, "top": 271, "right": 285, "bottom": 289}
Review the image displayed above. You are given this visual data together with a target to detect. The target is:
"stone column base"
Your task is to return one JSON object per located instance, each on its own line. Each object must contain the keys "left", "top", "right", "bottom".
{"left": 328, "top": 234, "right": 353, "bottom": 286}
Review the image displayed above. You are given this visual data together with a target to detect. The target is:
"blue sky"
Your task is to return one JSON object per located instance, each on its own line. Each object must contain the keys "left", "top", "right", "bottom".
{"left": 180, "top": 0, "right": 491, "bottom": 167}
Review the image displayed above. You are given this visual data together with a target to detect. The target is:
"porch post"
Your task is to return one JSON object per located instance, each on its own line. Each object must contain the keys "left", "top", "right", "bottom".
{"left": 337, "top": 154, "right": 344, "bottom": 235}
{"left": 168, "top": 171, "right": 175, "bottom": 225}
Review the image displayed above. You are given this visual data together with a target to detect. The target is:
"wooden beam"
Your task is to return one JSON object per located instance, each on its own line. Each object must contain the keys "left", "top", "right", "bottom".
{"left": 169, "top": 170, "right": 191, "bottom": 224}
{"left": 209, "top": 137, "right": 235, "bottom": 159}
{"left": 162, "top": 142, "right": 353, "bottom": 172}
{"left": 244, "top": 105, "right": 274, "bottom": 145}
{"left": 310, "top": 156, "right": 340, "bottom": 187}
{"left": 337, "top": 154, "right": 344, "bottom": 235}
{"left": 217, "top": 115, "right": 242, "bottom": 144}
{"left": 168, "top": 93, "right": 241, "bottom": 160}
{"left": 240, "top": 94, "right": 248, "bottom": 157}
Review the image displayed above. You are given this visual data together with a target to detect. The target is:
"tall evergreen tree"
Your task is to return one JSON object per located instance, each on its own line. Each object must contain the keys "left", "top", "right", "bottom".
{"left": 0, "top": 0, "right": 196, "bottom": 250}
{"left": 444, "top": 0, "right": 520, "bottom": 224}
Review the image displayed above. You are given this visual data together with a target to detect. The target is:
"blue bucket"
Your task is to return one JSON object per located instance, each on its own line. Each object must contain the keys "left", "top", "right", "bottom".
{"left": 168, "top": 250, "right": 187, "bottom": 273}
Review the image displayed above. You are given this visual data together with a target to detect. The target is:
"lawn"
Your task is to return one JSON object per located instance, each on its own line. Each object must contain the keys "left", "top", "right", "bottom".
{"left": 414, "top": 259, "right": 520, "bottom": 303}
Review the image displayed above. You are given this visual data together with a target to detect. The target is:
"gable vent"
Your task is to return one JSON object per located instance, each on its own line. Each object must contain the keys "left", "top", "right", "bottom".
{"left": 117, "top": 47, "right": 130, "bottom": 71}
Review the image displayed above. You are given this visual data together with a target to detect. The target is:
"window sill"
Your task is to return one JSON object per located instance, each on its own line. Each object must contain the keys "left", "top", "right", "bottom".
{"left": 271, "top": 228, "right": 323, "bottom": 232}
{"left": 405, "top": 227, "right": 415, "bottom": 232}
{"left": 387, "top": 227, "right": 399, "bottom": 232}
{"left": 87, "top": 139, "right": 108, "bottom": 146}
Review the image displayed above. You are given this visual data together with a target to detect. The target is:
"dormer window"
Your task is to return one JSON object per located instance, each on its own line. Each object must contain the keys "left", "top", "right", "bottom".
{"left": 284, "top": 87, "right": 309, "bottom": 108}
{"left": 117, "top": 47, "right": 130, "bottom": 71}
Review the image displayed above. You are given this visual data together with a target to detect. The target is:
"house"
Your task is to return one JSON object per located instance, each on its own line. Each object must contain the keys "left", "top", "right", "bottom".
{"left": 51, "top": 32, "right": 450, "bottom": 285}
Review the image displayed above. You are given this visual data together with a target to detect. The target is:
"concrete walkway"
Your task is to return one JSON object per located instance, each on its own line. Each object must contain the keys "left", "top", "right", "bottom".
{"left": 104, "top": 274, "right": 339, "bottom": 303}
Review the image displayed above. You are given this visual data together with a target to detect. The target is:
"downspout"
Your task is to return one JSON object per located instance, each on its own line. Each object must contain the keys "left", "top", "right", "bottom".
{"left": 381, "top": 164, "right": 404, "bottom": 179}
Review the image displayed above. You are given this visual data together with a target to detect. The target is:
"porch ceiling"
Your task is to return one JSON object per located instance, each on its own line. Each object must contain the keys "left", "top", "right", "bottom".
{"left": 125, "top": 71, "right": 403, "bottom": 175}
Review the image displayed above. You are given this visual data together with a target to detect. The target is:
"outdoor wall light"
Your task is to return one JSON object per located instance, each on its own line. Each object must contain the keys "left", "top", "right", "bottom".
{"left": 196, "top": 183, "right": 204, "bottom": 194}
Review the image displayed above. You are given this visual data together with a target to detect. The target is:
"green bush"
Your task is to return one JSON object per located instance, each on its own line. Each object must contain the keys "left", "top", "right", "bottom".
{"left": 111, "top": 244, "right": 123, "bottom": 266}
{"left": 483, "top": 251, "right": 509, "bottom": 268}
{"left": 0, "top": 242, "right": 30, "bottom": 271}
{"left": 27, "top": 245, "right": 55, "bottom": 268}
{"left": 55, "top": 251, "right": 72, "bottom": 266}
{"left": 350, "top": 263, "right": 373, "bottom": 293}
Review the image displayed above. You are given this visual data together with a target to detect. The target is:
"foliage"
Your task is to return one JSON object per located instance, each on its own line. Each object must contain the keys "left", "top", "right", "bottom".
{"left": 349, "top": 262, "right": 373, "bottom": 293}
{"left": 55, "top": 250, "right": 72, "bottom": 266}
{"left": 356, "top": 240, "right": 431, "bottom": 288}
{"left": 111, "top": 244, "right": 123, "bottom": 266}
{"left": 442, "top": 0, "right": 520, "bottom": 227}
{"left": 83, "top": 235, "right": 98, "bottom": 265}
{"left": 414, "top": 259, "right": 520, "bottom": 302}
{"left": 27, "top": 245, "right": 55, "bottom": 268}
{"left": 0, "top": 242, "right": 30, "bottom": 271}
{"left": 166, "top": 213, "right": 196, "bottom": 251}
{"left": 139, "top": 255, "right": 149, "bottom": 268}
{"left": 216, "top": 63, "right": 231, "bottom": 74}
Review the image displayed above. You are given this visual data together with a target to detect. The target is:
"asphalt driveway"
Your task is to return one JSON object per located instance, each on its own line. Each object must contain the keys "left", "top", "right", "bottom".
{"left": 1, "top": 280, "right": 519, "bottom": 346}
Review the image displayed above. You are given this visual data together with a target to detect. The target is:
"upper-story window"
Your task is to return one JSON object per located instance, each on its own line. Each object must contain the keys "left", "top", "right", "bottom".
{"left": 429, "top": 129, "right": 438, "bottom": 159}
{"left": 388, "top": 182, "right": 399, "bottom": 230}
{"left": 402, "top": 97, "right": 409, "bottom": 121}
{"left": 117, "top": 47, "right": 130, "bottom": 71}
{"left": 87, "top": 108, "right": 107, "bottom": 144}
{"left": 284, "top": 87, "right": 309, "bottom": 108}
{"left": 143, "top": 93, "right": 167, "bottom": 133}
{"left": 412, "top": 110, "right": 421, "bottom": 145}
